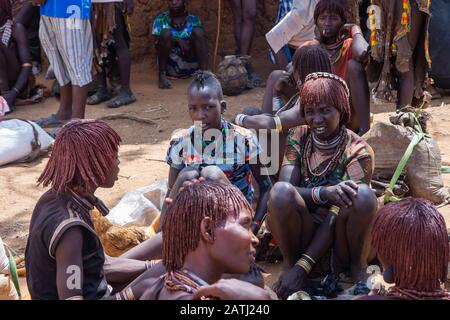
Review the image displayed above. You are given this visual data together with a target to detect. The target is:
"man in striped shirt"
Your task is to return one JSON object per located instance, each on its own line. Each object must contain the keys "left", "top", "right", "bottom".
{"left": 32, "top": 0, "right": 93, "bottom": 127}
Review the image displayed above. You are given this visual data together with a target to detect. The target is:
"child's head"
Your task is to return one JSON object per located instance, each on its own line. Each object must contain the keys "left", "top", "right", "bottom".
{"left": 168, "top": 0, "right": 186, "bottom": 14}
{"left": 163, "top": 181, "right": 258, "bottom": 276}
{"left": 314, "top": 0, "right": 346, "bottom": 40}
{"left": 292, "top": 45, "right": 333, "bottom": 85}
{"left": 372, "top": 198, "right": 449, "bottom": 292}
{"left": 38, "top": 119, "right": 121, "bottom": 194}
{"left": 187, "top": 71, "right": 226, "bottom": 132}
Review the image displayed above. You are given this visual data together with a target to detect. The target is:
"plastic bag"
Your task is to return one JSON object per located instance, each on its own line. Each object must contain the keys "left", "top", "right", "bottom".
{"left": 0, "top": 119, "right": 54, "bottom": 166}
{"left": 0, "top": 275, "right": 18, "bottom": 300}
{"left": 0, "top": 96, "right": 10, "bottom": 116}
{"left": 0, "top": 237, "right": 8, "bottom": 275}
{"left": 363, "top": 119, "right": 450, "bottom": 204}
{"left": 107, "top": 179, "right": 168, "bottom": 227}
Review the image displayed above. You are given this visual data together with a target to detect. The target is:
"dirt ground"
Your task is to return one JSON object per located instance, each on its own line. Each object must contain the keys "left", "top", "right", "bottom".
{"left": 1, "top": 57, "right": 450, "bottom": 292}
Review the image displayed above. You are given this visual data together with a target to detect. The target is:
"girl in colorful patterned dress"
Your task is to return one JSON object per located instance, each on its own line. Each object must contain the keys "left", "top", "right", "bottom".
{"left": 162, "top": 71, "right": 271, "bottom": 233}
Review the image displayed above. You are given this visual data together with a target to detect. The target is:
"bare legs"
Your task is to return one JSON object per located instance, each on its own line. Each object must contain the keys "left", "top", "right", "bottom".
{"left": 267, "top": 182, "right": 377, "bottom": 291}
{"left": 113, "top": 8, "right": 133, "bottom": 97}
{"left": 230, "top": 0, "right": 256, "bottom": 55}
{"left": 332, "top": 184, "right": 377, "bottom": 282}
{"left": 0, "top": 43, "right": 21, "bottom": 95}
{"left": 191, "top": 28, "right": 209, "bottom": 70}
{"left": 395, "top": 4, "right": 426, "bottom": 109}
{"left": 229, "top": 0, "right": 263, "bottom": 86}
{"left": 156, "top": 27, "right": 208, "bottom": 89}
{"left": 347, "top": 59, "right": 371, "bottom": 134}
{"left": 267, "top": 182, "right": 315, "bottom": 269}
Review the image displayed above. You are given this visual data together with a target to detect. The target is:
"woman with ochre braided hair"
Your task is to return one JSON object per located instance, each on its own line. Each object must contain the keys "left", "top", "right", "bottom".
{"left": 267, "top": 72, "right": 377, "bottom": 299}
{"left": 138, "top": 181, "right": 272, "bottom": 300}
{"left": 25, "top": 120, "right": 161, "bottom": 300}
{"left": 357, "top": 198, "right": 450, "bottom": 300}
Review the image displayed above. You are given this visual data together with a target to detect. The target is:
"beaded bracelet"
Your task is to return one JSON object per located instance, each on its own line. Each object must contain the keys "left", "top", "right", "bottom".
{"left": 235, "top": 114, "right": 247, "bottom": 126}
{"left": 295, "top": 258, "right": 312, "bottom": 274}
{"left": 273, "top": 115, "right": 283, "bottom": 133}
{"left": 329, "top": 205, "right": 340, "bottom": 216}
{"left": 312, "top": 187, "right": 327, "bottom": 205}
{"left": 301, "top": 253, "right": 316, "bottom": 265}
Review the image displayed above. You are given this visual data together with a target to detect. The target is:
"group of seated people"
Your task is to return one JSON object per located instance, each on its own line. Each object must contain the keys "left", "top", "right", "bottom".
{"left": 25, "top": 116, "right": 450, "bottom": 300}
{"left": 24, "top": 56, "right": 449, "bottom": 300}
{"left": 0, "top": 0, "right": 443, "bottom": 302}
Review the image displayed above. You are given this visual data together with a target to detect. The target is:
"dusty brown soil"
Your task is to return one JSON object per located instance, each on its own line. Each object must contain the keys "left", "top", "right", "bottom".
{"left": 1, "top": 59, "right": 450, "bottom": 291}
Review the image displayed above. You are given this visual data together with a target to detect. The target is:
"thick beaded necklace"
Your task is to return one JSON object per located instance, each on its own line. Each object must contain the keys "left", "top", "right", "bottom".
{"left": 302, "top": 126, "right": 348, "bottom": 179}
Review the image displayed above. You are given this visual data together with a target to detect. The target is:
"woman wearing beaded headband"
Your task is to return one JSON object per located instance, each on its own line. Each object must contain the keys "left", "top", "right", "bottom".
{"left": 232, "top": 45, "right": 333, "bottom": 184}
{"left": 267, "top": 72, "right": 377, "bottom": 299}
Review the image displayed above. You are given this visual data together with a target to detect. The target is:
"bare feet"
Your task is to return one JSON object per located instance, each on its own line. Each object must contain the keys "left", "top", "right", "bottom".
{"left": 272, "top": 266, "right": 308, "bottom": 299}
{"left": 159, "top": 72, "right": 172, "bottom": 89}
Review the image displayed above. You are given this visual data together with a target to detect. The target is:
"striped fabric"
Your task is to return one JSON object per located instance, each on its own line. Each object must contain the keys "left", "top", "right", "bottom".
{"left": 276, "top": 0, "right": 293, "bottom": 23}
{"left": 0, "top": 19, "right": 13, "bottom": 46}
{"left": 39, "top": 16, "right": 93, "bottom": 87}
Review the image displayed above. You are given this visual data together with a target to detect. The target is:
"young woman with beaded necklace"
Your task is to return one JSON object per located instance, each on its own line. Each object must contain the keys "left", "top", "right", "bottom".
{"left": 267, "top": 72, "right": 377, "bottom": 299}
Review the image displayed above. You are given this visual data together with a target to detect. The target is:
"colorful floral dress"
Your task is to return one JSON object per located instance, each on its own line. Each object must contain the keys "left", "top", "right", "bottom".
{"left": 166, "top": 120, "right": 261, "bottom": 203}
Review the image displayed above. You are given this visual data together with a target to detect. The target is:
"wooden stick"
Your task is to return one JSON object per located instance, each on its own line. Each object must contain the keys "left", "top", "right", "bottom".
{"left": 436, "top": 200, "right": 450, "bottom": 209}
{"left": 97, "top": 113, "right": 157, "bottom": 125}
{"left": 146, "top": 158, "right": 166, "bottom": 163}
{"left": 213, "top": 0, "right": 222, "bottom": 72}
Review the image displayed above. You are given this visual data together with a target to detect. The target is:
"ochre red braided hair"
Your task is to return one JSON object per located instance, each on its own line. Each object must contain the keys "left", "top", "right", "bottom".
{"left": 372, "top": 198, "right": 449, "bottom": 294}
{"left": 300, "top": 72, "right": 351, "bottom": 125}
{"left": 162, "top": 181, "right": 253, "bottom": 272}
{"left": 37, "top": 119, "right": 121, "bottom": 194}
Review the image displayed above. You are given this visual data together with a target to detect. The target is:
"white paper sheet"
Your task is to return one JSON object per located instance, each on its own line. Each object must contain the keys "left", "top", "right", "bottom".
{"left": 265, "top": 0, "right": 317, "bottom": 53}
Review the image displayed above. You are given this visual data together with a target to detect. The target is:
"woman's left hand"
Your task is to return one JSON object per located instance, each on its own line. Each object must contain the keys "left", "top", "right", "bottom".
{"left": 321, "top": 181, "right": 359, "bottom": 209}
